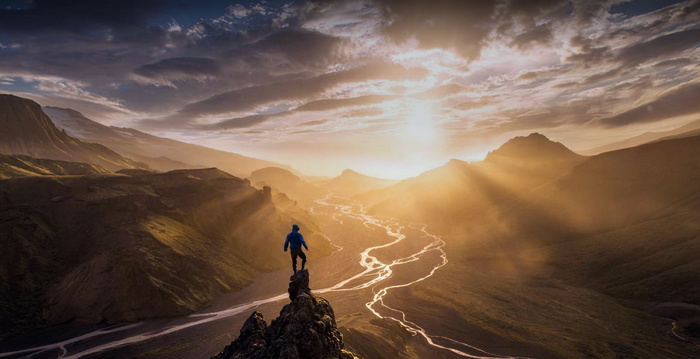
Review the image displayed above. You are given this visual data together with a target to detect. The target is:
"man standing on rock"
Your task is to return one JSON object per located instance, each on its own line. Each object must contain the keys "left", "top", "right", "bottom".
{"left": 284, "top": 224, "right": 308, "bottom": 274}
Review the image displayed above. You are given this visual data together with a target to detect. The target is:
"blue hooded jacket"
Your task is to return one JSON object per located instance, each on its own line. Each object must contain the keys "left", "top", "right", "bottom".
{"left": 284, "top": 224, "right": 308, "bottom": 251}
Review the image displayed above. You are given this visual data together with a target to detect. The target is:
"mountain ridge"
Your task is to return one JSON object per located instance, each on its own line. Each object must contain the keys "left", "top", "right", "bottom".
{"left": 0, "top": 94, "right": 146, "bottom": 171}
{"left": 319, "top": 168, "right": 400, "bottom": 197}
{"left": 43, "top": 106, "right": 294, "bottom": 177}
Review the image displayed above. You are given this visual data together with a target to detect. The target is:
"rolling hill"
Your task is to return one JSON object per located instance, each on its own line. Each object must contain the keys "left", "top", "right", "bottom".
{"left": 248, "top": 167, "right": 326, "bottom": 201}
{"left": 318, "top": 169, "right": 399, "bottom": 197}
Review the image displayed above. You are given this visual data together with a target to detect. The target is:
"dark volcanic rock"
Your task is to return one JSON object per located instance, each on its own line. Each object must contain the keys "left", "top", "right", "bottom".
{"left": 288, "top": 269, "right": 311, "bottom": 301}
{"left": 214, "top": 311, "right": 268, "bottom": 359}
{"left": 212, "top": 269, "right": 361, "bottom": 359}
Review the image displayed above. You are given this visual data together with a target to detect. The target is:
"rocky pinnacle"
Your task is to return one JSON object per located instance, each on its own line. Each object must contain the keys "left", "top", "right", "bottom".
{"left": 211, "top": 269, "right": 361, "bottom": 359}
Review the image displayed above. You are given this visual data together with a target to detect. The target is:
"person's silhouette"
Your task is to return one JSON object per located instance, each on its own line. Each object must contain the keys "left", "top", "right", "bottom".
{"left": 284, "top": 224, "right": 308, "bottom": 273}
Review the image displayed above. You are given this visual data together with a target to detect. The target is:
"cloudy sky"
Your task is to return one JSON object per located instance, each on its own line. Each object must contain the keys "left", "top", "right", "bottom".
{"left": 1, "top": 0, "right": 699, "bottom": 178}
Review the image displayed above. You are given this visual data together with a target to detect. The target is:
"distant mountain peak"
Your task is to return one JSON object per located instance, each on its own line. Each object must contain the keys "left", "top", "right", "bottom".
{"left": 485, "top": 132, "right": 582, "bottom": 163}
{"left": 320, "top": 169, "right": 399, "bottom": 197}
{"left": 447, "top": 158, "right": 469, "bottom": 166}
{"left": 250, "top": 166, "right": 300, "bottom": 180}
{"left": 341, "top": 168, "right": 360, "bottom": 176}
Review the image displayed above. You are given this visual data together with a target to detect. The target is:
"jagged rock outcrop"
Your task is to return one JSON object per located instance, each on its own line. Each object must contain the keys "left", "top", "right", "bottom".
{"left": 212, "top": 269, "right": 361, "bottom": 359}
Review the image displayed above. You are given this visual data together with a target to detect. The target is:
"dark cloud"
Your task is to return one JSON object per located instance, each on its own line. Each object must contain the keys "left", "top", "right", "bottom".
{"left": 609, "top": 75, "right": 654, "bottom": 93}
{"left": 502, "top": 0, "right": 565, "bottom": 18}
{"left": 373, "top": 0, "right": 608, "bottom": 60}
{"left": 289, "top": 129, "right": 321, "bottom": 134}
{"left": 566, "top": 35, "right": 613, "bottom": 65}
{"left": 245, "top": 28, "right": 347, "bottom": 71}
{"left": 196, "top": 113, "right": 273, "bottom": 131}
{"left": 299, "top": 119, "right": 329, "bottom": 126}
{"left": 616, "top": 28, "right": 700, "bottom": 66}
{"left": 600, "top": 82, "right": 700, "bottom": 127}
{"left": 582, "top": 67, "right": 625, "bottom": 85}
{"left": 554, "top": 81, "right": 580, "bottom": 89}
{"left": 0, "top": 1, "right": 347, "bottom": 118}
{"left": 517, "top": 67, "right": 570, "bottom": 81}
{"left": 654, "top": 57, "right": 692, "bottom": 67}
{"left": 510, "top": 24, "right": 554, "bottom": 49}
{"left": 176, "top": 63, "right": 426, "bottom": 118}
{"left": 610, "top": 0, "right": 689, "bottom": 17}
{"left": 0, "top": 0, "right": 164, "bottom": 34}
{"left": 295, "top": 95, "right": 395, "bottom": 111}
{"left": 570, "top": 0, "right": 612, "bottom": 25}
{"left": 375, "top": 0, "right": 499, "bottom": 59}
{"left": 133, "top": 57, "right": 221, "bottom": 79}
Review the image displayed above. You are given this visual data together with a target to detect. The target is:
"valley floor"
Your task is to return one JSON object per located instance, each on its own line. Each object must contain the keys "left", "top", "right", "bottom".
{"left": 0, "top": 197, "right": 698, "bottom": 359}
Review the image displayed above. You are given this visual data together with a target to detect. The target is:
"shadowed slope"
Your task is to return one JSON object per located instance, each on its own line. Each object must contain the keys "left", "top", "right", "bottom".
{"left": 0, "top": 95, "right": 145, "bottom": 171}
{"left": 0, "top": 168, "right": 333, "bottom": 338}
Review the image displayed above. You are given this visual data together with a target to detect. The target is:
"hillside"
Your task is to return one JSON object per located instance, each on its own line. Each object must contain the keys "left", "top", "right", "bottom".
{"left": 248, "top": 167, "right": 326, "bottom": 201}
{"left": 0, "top": 95, "right": 145, "bottom": 171}
{"left": 337, "top": 133, "right": 700, "bottom": 358}
{"left": 318, "top": 169, "right": 399, "bottom": 197}
{"left": 362, "top": 133, "right": 585, "bottom": 230}
{"left": 0, "top": 154, "right": 110, "bottom": 179}
{"left": 583, "top": 119, "right": 700, "bottom": 155}
{"left": 44, "top": 107, "right": 293, "bottom": 177}
{"left": 0, "top": 167, "right": 333, "bottom": 338}
{"left": 548, "top": 135, "right": 700, "bottom": 230}
{"left": 538, "top": 136, "right": 700, "bottom": 304}
{"left": 362, "top": 134, "right": 700, "bottom": 344}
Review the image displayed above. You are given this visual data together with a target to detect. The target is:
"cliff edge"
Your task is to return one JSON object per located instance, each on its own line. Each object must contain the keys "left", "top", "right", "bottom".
{"left": 211, "top": 269, "right": 361, "bottom": 359}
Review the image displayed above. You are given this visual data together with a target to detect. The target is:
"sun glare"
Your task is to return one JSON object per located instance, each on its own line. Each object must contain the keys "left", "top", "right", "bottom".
{"left": 403, "top": 101, "right": 437, "bottom": 141}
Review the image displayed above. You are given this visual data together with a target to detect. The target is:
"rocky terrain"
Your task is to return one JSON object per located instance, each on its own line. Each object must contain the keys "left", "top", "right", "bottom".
{"left": 0, "top": 167, "right": 333, "bottom": 338}
{"left": 0, "top": 95, "right": 145, "bottom": 171}
{"left": 212, "top": 269, "right": 361, "bottom": 359}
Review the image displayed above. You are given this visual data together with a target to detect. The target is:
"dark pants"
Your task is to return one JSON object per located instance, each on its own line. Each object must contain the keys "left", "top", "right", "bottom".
{"left": 290, "top": 248, "right": 306, "bottom": 272}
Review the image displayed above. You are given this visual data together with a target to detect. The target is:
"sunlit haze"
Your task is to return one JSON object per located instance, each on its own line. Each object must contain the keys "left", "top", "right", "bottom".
{"left": 1, "top": 0, "right": 699, "bottom": 178}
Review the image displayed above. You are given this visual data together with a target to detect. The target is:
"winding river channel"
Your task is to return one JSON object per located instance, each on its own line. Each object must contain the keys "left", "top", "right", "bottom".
{"left": 0, "top": 195, "right": 530, "bottom": 359}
